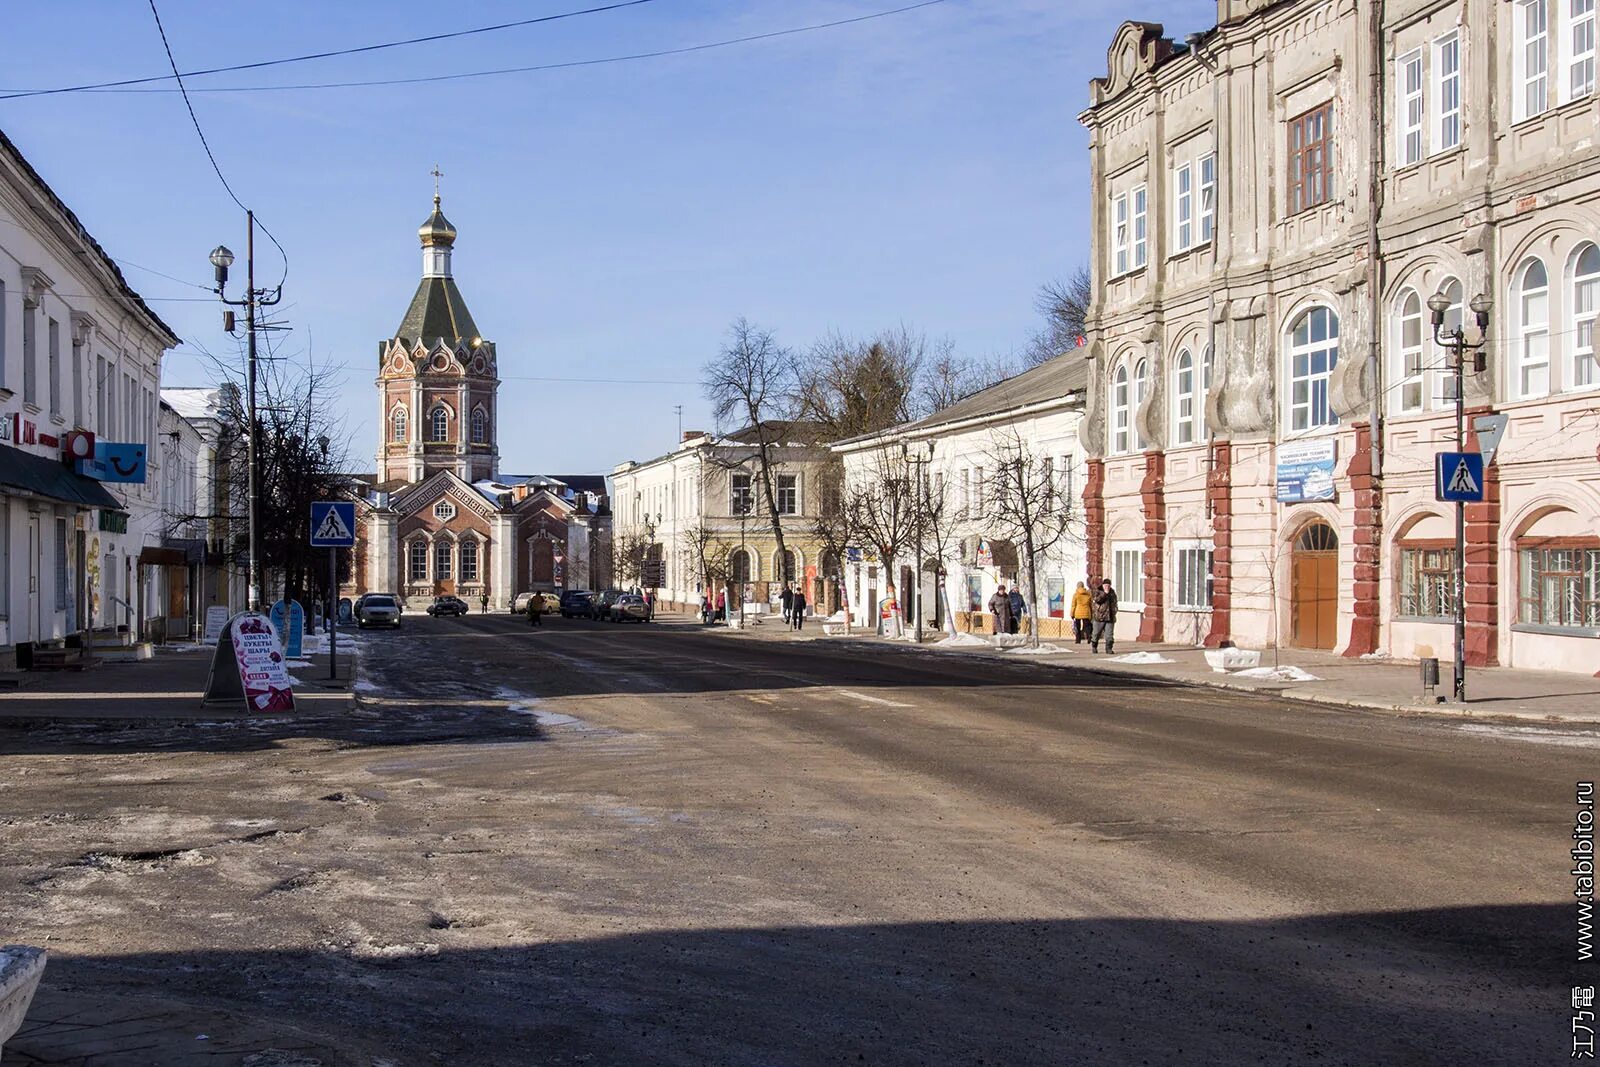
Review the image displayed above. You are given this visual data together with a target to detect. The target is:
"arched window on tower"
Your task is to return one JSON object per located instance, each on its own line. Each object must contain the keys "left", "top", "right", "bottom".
{"left": 430, "top": 405, "right": 450, "bottom": 442}
{"left": 471, "top": 407, "right": 488, "bottom": 444}
{"left": 391, "top": 405, "right": 408, "bottom": 442}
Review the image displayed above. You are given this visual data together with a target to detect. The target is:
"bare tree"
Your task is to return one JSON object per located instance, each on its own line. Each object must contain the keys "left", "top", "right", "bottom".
{"left": 612, "top": 526, "right": 652, "bottom": 588}
{"left": 841, "top": 448, "right": 920, "bottom": 636}
{"left": 984, "top": 429, "right": 1083, "bottom": 646}
{"left": 912, "top": 463, "right": 960, "bottom": 636}
{"left": 682, "top": 520, "right": 734, "bottom": 599}
{"left": 703, "top": 318, "right": 798, "bottom": 563}
{"left": 1023, "top": 266, "right": 1091, "bottom": 367}
{"left": 798, "top": 327, "right": 926, "bottom": 441}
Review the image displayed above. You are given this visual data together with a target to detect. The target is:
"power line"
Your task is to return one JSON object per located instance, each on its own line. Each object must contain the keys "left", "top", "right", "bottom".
{"left": 0, "top": 1, "right": 661, "bottom": 100}
{"left": 501, "top": 374, "right": 697, "bottom": 385}
{"left": 16, "top": 1, "right": 951, "bottom": 96}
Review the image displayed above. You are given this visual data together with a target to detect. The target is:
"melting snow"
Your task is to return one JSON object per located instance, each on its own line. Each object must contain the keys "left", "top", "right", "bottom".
{"left": 1232, "top": 665, "right": 1323, "bottom": 682}
{"left": 1006, "top": 643, "right": 1070, "bottom": 656}
{"left": 1107, "top": 652, "right": 1176, "bottom": 665}
{"left": 1457, "top": 723, "right": 1600, "bottom": 747}
{"left": 939, "top": 632, "right": 991, "bottom": 648}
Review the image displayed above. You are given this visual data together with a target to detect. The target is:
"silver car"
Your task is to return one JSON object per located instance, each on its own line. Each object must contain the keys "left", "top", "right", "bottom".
{"left": 608, "top": 594, "right": 650, "bottom": 623}
{"left": 356, "top": 594, "right": 402, "bottom": 629}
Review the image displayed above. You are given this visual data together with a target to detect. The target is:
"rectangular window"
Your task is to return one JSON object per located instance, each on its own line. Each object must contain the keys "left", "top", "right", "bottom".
{"left": 1398, "top": 50, "right": 1425, "bottom": 166}
{"left": 1112, "top": 541, "right": 1144, "bottom": 610}
{"left": 1062, "top": 456, "right": 1076, "bottom": 518}
{"left": 54, "top": 517, "right": 68, "bottom": 610}
{"left": 1287, "top": 103, "right": 1334, "bottom": 214}
{"left": 460, "top": 541, "right": 479, "bottom": 581}
{"left": 47, "top": 319, "right": 61, "bottom": 416}
{"left": 409, "top": 541, "right": 427, "bottom": 581}
{"left": 1174, "top": 541, "right": 1214, "bottom": 611}
{"left": 1112, "top": 192, "right": 1130, "bottom": 276}
{"left": 1198, "top": 154, "right": 1216, "bottom": 242}
{"left": 974, "top": 467, "right": 984, "bottom": 510}
{"left": 960, "top": 468, "right": 970, "bottom": 512}
{"left": 1434, "top": 32, "right": 1463, "bottom": 152}
{"left": 731, "top": 472, "right": 753, "bottom": 515}
{"left": 22, "top": 301, "right": 36, "bottom": 405}
{"left": 1519, "top": 546, "right": 1600, "bottom": 628}
{"left": 434, "top": 541, "right": 452, "bottom": 580}
{"left": 1573, "top": 0, "right": 1598, "bottom": 100}
{"left": 70, "top": 336, "right": 82, "bottom": 427}
{"left": 776, "top": 474, "right": 798, "bottom": 515}
{"left": 1132, "top": 185, "right": 1148, "bottom": 268}
{"left": 1577, "top": 255, "right": 1599, "bottom": 388}
{"left": 1521, "top": 0, "right": 1551, "bottom": 120}
{"left": 1173, "top": 162, "right": 1193, "bottom": 251}
{"left": 95, "top": 356, "right": 108, "bottom": 432}
{"left": 1398, "top": 546, "right": 1457, "bottom": 618}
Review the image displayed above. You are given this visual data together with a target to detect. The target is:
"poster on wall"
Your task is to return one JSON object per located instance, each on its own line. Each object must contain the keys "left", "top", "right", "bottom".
{"left": 1047, "top": 578, "right": 1066, "bottom": 618}
{"left": 202, "top": 612, "right": 296, "bottom": 712}
{"left": 1275, "top": 439, "right": 1338, "bottom": 503}
{"left": 966, "top": 575, "right": 984, "bottom": 612}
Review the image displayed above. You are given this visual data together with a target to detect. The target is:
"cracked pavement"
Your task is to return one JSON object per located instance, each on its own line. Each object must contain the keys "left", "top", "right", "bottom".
{"left": 0, "top": 611, "right": 1592, "bottom": 1065}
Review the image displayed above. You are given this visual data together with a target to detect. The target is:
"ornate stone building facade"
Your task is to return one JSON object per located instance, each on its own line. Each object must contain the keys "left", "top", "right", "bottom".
{"left": 345, "top": 195, "right": 610, "bottom": 611}
{"left": 1079, "top": 0, "right": 1600, "bottom": 674}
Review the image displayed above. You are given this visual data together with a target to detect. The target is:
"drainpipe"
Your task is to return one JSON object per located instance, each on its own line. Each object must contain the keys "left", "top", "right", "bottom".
{"left": 1187, "top": 32, "right": 1222, "bottom": 516}
{"left": 1366, "top": 0, "right": 1385, "bottom": 479}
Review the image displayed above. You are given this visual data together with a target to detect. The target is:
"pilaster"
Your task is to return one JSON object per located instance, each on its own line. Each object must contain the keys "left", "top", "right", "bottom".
{"left": 1343, "top": 423, "right": 1381, "bottom": 657}
{"left": 1204, "top": 440, "right": 1233, "bottom": 647}
{"left": 1138, "top": 451, "right": 1165, "bottom": 643}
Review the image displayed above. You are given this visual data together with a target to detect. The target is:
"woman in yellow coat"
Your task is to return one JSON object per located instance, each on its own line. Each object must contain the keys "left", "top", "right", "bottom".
{"left": 1069, "top": 581, "right": 1093, "bottom": 644}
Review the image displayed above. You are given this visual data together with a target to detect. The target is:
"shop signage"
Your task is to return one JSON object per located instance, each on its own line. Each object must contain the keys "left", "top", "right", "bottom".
{"left": 202, "top": 612, "right": 295, "bottom": 712}
{"left": 62, "top": 430, "right": 96, "bottom": 462}
{"left": 11, "top": 414, "right": 36, "bottom": 445}
{"left": 202, "top": 605, "right": 230, "bottom": 644}
{"left": 98, "top": 510, "right": 128, "bottom": 534}
{"left": 77, "top": 441, "right": 148, "bottom": 483}
{"left": 269, "top": 599, "right": 306, "bottom": 658}
{"left": 1275, "top": 439, "right": 1337, "bottom": 503}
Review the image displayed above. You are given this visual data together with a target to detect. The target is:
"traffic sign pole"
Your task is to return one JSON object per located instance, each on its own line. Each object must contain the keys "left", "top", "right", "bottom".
{"left": 310, "top": 502, "right": 356, "bottom": 685}
{"left": 328, "top": 546, "right": 338, "bottom": 681}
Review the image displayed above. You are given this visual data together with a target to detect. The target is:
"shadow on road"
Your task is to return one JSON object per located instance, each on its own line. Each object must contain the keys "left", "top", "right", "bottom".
{"left": 10, "top": 903, "right": 1568, "bottom": 1065}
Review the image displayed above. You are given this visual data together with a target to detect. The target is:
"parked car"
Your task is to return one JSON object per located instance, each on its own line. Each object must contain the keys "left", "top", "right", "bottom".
{"left": 589, "top": 589, "right": 625, "bottom": 620}
{"left": 426, "top": 595, "right": 469, "bottom": 617}
{"left": 355, "top": 594, "right": 402, "bottom": 629}
{"left": 609, "top": 593, "right": 650, "bottom": 623}
{"left": 511, "top": 592, "right": 539, "bottom": 615}
{"left": 559, "top": 590, "right": 592, "bottom": 618}
{"left": 536, "top": 592, "right": 563, "bottom": 614}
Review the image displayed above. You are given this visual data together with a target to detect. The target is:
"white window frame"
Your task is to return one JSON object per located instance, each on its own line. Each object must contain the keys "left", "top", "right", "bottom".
{"left": 1112, "top": 192, "right": 1130, "bottom": 277}
{"left": 1518, "top": 0, "right": 1551, "bottom": 122}
{"left": 408, "top": 540, "right": 428, "bottom": 582}
{"left": 1287, "top": 305, "right": 1341, "bottom": 432}
{"left": 1394, "top": 289, "right": 1426, "bottom": 413}
{"left": 1111, "top": 363, "right": 1131, "bottom": 454}
{"left": 1173, "top": 539, "right": 1215, "bottom": 612}
{"left": 1517, "top": 257, "right": 1551, "bottom": 398}
{"left": 1198, "top": 154, "right": 1216, "bottom": 243}
{"left": 1572, "top": 243, "right": 1600, "bottom": 390}
{"left": 1132, "top": 185, "right": 1148, "bottom": 269}
{"left": 1568, "top": 0, "right": 1597, "bottom": 102}
{"left": 730, "top": 472, "right": 753, "bottom": 515}
{"left": 1397, "top": 48, "right": 1425, "bottom": 166}
{"left": 1132, "top": 358, "right": 1149, "bottom": 450}
{"left": 1111, "top": 540, "right": 1145, "bottom": 611}
{"left": 1173, "top": 161, "right": 1194, "bottom": 252}
{"left": 391, "top": 405, "right": 408, "bottom": 442}
{"left": 433, "top": 499, "right": 456, "bottom": 522}
{"left": 1433, "top": 31, "right": 1463, "bottom": 153}
{"left": 429, "top": 405, "right": 449, "bottom": 442}
{"left": 1173, "top": 349, "right": 1197, "bottom": 445}
{"left": 434, "top": 540, "right": 453, "bottom": 580}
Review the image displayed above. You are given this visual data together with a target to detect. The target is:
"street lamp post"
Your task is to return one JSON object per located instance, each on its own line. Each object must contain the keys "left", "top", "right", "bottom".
{"left": 1428, "top": 288, "right": 1493, "bottom": 704}
{"left": 211, "top": 213, "right": 281, "bottom": 613}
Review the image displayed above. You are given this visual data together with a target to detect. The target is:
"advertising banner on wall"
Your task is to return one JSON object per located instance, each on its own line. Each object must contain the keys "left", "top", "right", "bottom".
{"left": 1275, "top": 439, "right": 1338, "bottom": 503}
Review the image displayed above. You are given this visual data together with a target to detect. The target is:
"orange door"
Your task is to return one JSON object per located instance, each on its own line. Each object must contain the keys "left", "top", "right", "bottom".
{"left": 1291, "top": 553, "right": 1338, "bottom": 650}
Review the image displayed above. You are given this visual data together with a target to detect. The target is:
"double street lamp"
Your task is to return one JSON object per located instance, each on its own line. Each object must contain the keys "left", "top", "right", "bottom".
{"left": 1427, "top": 288, "right": 1493, "bottom": 704}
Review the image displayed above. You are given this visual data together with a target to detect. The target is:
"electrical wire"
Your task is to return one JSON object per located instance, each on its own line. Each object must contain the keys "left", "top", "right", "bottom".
{"left": 16, "top": 1, "right": 951, "bottom": 96}
{"left": 0, "top": 0, "right": 662, "bottom": 100}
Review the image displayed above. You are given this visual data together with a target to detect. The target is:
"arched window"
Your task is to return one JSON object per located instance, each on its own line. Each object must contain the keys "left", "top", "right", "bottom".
{"left": 1287, "top": 305, "right": 1340, "bottom": 431}
{"left": 1394, "top": 290, "right": 1425, "bottom": 413}
{"left": 730, "top": 549, "right": 752, "bottom": 584}
{"left": 470, "top": 407, "right": 488, "bottom": 444}
{"left": 460, "top": 539, "right": 479, "bottom": 582}
{"left": 1517, "top": 258, "right": 1550, "bottom": 398}
{"left": 1173, "top": 349, "right": 1196, "bottom": 445}
{"left": 408, "top": 540, "right": 428, "bottom": 582}
{"left": 1573, "top": 243, "right": 1600, "bottom": 389}
{"left": 1111, "top": 363, "right": 1131, "bottom": 454}
{"left": 391, "top": 405, "right": 408, "bottom": 442}
{"left": 430, "top": 405, "right": 450, "bottom": 442}
{"left": 1132, "top": 358, "right": 1149, "bottom": 449}
{"left": 1200, "top": 345, "right": 1213, "bottom": 440}
{"left": 779, "top": 549, "right": 797, "bottom": 582}
{"left": 434, "top": 540, "right": 452, "bottom": 580}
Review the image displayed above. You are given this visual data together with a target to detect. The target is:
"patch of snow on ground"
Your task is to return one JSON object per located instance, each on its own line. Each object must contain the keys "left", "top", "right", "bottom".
{"left": 493, "top": 686, "right": 588, "bottom": 729}
{"left": 1232, "top": 665, "right": 1323, "bottom": 682}
{"left": 939, "top": 632, "right": 990, "bottom": 648}
{"left": 1359, "top": 651, "right": 1393, "bottom": 661}
{"left": 353, "top": 679, "right": 381, "bottom": 693}
{"left": 285, "top": 659, "right": 314, "bottom": 668}
{"left": 1006, "top": 643, "right": 1070, "bottom": 656}
{"left": 1107, "top": 652, "right": 1176, "bottom": 664}
{"left": 1457, "top": 723, "right": 1600, "bottom": 747}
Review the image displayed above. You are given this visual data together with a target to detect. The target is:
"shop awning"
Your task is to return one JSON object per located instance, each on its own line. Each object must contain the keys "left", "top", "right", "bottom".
{"left": 139, "top": 546, "right": 189, "bottom": 566}
{"left": 0, "top": 444, "right": 121, "bottom": 509}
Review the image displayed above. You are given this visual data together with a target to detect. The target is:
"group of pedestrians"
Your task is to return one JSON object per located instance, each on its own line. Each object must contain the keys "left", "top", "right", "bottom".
{"left": 1069, "top": 578, "right": 1119, "bottom": 654}
{"left": 986, "top": 585, "right": 1029, "bottom": 635}
{"left": 778, "top": 582, "right": 807, "bottom": 630}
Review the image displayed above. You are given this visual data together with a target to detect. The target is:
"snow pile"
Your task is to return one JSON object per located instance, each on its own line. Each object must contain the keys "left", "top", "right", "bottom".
{"left": 1232, "top": 665, "right": 1323, "bottom": 682}
{"left": 285, "top": 659, "right": 314, "bottom": 669}
{"left": 1006, "top": 643, "right": 1070, "bottom": 656}
{"left": 939, "top": 632, "right": 990, "bottom": 648}
{"left": 1359, "top": 650, "right": 1393, "bottom": 661}
{"left": 353, "top": 679, "right": 381, "bottom": 694}
{"left": 1107, "top": 652, "right": 1175, "bottom": 664}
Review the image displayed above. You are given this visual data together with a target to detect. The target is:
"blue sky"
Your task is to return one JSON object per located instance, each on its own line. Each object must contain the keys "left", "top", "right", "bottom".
{"left": 1, "top": 0, "right": 1213, "bottom": 474}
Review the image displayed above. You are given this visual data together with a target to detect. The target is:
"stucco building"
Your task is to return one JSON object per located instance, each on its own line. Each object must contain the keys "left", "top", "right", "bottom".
{"left": 1079, "top": 0, "right": 1600, "bottom": 674}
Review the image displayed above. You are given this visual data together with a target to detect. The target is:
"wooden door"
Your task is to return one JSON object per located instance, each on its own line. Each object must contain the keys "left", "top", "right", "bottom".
{"left": 1290, "top": 523, "right": 1339, "bottom": 650}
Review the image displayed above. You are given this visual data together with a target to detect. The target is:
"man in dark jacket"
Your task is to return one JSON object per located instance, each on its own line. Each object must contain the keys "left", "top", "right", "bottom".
{"left": 987, "top": 584, "right": 1014, "bottom": 636}
{"left": 1007, "top": 588, "right": 1026, "bottom": 635}
{"left": 780, "top": 582, "right": 794, "bottom": 625}
{"left": 1091, "top": 579, "right": 1118, "bottom": 654}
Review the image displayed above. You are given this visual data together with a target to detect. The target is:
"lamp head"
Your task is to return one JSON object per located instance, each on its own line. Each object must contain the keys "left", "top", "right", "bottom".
{"left": 1469, "top": 293, "right": 1493, "bottom": 329}
{"left": 1426, "top": 290, "right": 1451, "bottom": 327}
{"left": 209, "top": 245, "right": 234, "bottom": 287}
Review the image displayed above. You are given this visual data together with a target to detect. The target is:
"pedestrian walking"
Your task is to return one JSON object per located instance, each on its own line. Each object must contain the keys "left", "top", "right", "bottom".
{"left": 791, "top": 589, "right": 807, "bottom": 630}
{"left": 715, "top": 588, "right": 727, "bottom": 623}
{"left": 780, "top": 582, "right": 794, "bottom": 625}
{"left": 644, "top": 590, "right": 655, "bottom": 620}
{"left": 1070, "top": 581, "right": 1092, "bottom": 644}
{"left": 1007, "top": 587, "right": 1026, "bottom": 635}
{"left": 1091, "top": 579, "right": 1118, "bottom": 654}
{"left": 525, "top": 595, "right": 543, "bottom": 627}
{"left": 987, "top": 584, "right": 1014, "bottom": 636}
{"left": 701, "top": 595, "right": 713, "bottom": 625}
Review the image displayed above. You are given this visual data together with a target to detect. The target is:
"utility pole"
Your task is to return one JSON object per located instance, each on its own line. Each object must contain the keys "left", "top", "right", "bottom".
{"left": 1428, "top": 289, "right": 1493, "bottom": 704}
{"left": 212, "top": 212, "right": 282, "bottom": 613}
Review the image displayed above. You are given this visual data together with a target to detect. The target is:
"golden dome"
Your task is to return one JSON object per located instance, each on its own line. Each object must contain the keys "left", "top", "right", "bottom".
{"left": 418, "top": 195, "right": 457, "bottom": 247}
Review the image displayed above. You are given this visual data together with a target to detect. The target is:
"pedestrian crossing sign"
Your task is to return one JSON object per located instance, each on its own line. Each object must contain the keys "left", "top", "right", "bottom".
{"left": 310, "top": 501, "right": 356, "bottom": 547}
{"left": 1435, "top": 452, "right": 1485, "bottom": 503}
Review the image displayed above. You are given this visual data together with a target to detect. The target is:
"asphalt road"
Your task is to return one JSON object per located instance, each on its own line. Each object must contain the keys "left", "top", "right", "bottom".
{"left": 1, "top": 610, "right": 1592, "bottom": 1066}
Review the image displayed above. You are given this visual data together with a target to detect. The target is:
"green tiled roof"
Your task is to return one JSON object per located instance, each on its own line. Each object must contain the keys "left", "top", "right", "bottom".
{"left": 394, "top": 276, "right": 480, "bottom": 347}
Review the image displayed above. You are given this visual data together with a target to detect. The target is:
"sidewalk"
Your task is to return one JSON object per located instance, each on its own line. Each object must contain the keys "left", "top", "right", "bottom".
{"left": 0, "top": 635, "right": 356, "bottom": 724}
{"left": 712, "top": 612, "right": 1600, "bottom": 726}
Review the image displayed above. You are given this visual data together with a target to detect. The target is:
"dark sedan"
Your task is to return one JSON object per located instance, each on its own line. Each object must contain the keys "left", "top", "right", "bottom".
{"left": 426, "top": 595, "right": 469, "bottom": 617}
{"left": 559, "top": 591, "right": 592, "bottom": 618}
